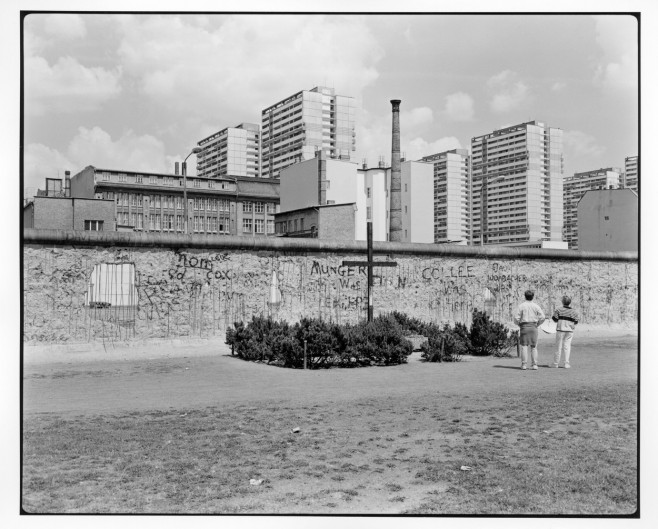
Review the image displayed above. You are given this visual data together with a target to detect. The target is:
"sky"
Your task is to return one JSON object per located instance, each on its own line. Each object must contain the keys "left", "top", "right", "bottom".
{"left": 20, "top": 11, "right": 640, "bottom": 197}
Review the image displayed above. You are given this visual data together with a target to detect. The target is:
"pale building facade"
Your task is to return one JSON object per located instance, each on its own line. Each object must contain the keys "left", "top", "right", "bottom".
{"left": 471, "top": 121, "right": 564, "bottom": 246}
{"left": 578, "top": 188, "right": 638, "bottom": 252}
{"left": 196, "top": 123, "right": 260, "bottom": 179}
{"left": 277, "top": 152, "right": 433, "bottom": 243}
{"left": 563, "top": 167, "right": 621, "bottom": 249}
{"left": 623, "top": 155, "right": 639, "bottom": 193}
{"left": 261, "top": 86, "right": 356, "bottom": 179}
{"left": 420, "top": 149, "right": 471, "bottom": 244}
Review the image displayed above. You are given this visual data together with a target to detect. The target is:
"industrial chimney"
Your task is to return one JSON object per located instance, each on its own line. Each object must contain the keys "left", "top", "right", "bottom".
{"left": 389, "top": 99, "right": 402, "bottom": 242}
{"left": 175, "top": 162, "right": 180, "bottom": 176}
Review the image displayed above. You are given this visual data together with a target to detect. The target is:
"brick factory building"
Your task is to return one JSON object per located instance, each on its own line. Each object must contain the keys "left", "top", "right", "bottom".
{"left": 68, "top": 166, "right": 280, "bottom": 237}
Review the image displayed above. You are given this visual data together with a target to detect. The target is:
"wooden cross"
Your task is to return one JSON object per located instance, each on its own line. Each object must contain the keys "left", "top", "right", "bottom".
{"left": 342, "top": 222, "right": 397, "bottom": 322}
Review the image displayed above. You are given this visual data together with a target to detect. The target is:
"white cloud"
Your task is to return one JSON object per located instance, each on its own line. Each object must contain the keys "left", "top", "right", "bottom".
{"left": 23, "top": 144, "right": 76, "bottom": 198}
{"left": 114, "top": 15, "right": 384, "bottom": 126}
{"left": 563, "top": 130, "right": 606, "bottom": 158}
{"left": 401, "top": 107, "right": 434, "bottom": 128}
{"left": 67, "top": 127, "right": 171, "bottom": 173}
{"left": 43, "top": 14, "right": 87, "bottom": 40}
{"left": 24, "top": 127, "right": 175, "bottom": 197}
{"left": 593, "top": 15, "right": 638, "bottom": 93}
{"left": 405, "top": 137, "right": 462, "bottom": 161}
{"left": 551, "top": 82, "right": 566, "bottom": 91}
{"left": 443, "top": 92, "right": 474, "bottom": 121}
{"left": 487, "top": 70, "right": 531, "bottom": 114}
{"left": 25, "top": 55, "right": 122, "bottom": 116}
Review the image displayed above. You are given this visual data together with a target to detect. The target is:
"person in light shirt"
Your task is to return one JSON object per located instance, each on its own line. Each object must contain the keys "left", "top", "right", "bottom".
{"left": 514, "top": 290, "right": 546, "bottom": 370}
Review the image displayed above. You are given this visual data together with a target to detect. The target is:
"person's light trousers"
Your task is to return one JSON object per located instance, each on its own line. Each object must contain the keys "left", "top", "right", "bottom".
{"left": 554, "top": 331, "right": 574, "bottom": 366}
{"left": 520, "top": 346, "right": 538, "bottom": 367}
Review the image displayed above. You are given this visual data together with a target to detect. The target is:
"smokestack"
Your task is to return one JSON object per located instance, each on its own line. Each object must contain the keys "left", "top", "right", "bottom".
{"left": 389, "top": 99, "right": 402, "bottom": 242}
{"left": 175, "top": 162, "right": 180, "bottom": 176}
{"left": 64, "top": 171, "right": 71, "bottom": 197}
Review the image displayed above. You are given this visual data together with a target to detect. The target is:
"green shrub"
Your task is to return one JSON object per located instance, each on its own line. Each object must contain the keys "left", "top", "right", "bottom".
{"left": 469, "top": 309, "right": 513, "bottom": 357}
{"left": 345, "top": 315, "right": 412, "bottom": 366}
{"left": 293, "top": 317, "right": 343, "bottom": 369}
{"left": 420, "top": 324, "right": 467, "bottom": 362}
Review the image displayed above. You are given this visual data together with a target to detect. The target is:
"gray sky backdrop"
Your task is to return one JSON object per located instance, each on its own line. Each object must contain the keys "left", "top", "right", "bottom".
{"left": 23, "top": 12, "right": 638, "bottom": 196}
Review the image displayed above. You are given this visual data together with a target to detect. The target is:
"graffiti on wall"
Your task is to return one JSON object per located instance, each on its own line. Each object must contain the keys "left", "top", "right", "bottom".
{"left": 23, "top": 244, "right": 638, "bottom": 344}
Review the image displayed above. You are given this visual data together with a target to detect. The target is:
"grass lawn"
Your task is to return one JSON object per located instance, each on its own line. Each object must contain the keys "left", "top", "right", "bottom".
{"left": 22, "top": 382, "right": 637, "bottom": 515}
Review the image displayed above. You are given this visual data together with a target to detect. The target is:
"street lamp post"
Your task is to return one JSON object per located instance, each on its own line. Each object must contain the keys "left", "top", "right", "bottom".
{"left": 182, "top": 147, "right": 203, "bottom": 234}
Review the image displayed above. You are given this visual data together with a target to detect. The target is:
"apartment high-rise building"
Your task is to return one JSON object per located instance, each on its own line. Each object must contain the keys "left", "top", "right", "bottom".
{"left": 420, "top": 149, "right": 472, "bottom": 244}
{"left": 623, "top": 155, "right": 639, "bottom": 193}
{"left": 261, "top": 86, "right": 355, "bottom": 179}
{"left": 196, "top": 123, "right": 260, "bottom": 179}
{"left": 563, "top": 167, "right": 621, "bottom": 249}
{"left": 471, "top": 121, "right": 563, "bottom": 246}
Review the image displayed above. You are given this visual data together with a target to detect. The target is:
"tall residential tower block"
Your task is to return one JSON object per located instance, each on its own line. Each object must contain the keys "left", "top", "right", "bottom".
{"left": 419, "top": 149, "right": 472, "bottom": 244}
{"left": 471, "top": 121, "right": 564, "bottom": 246}
{"left": 261, "top": 86, "right": 355, "bottom": 179}
{"left": 563, "top": 167, "right": 621, "bottom": 249}
{"left": 196, "top": 123, "right": 261, "bottom": 179}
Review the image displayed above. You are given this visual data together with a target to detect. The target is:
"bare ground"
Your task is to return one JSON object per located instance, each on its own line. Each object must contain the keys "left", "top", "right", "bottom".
{"left": 21, "top": 328, "right": 638, "bottom": 514}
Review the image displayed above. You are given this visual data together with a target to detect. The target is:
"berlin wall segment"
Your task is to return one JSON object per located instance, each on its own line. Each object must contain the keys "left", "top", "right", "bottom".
{"left": 23, "top": 229, "right": 638, "bottom": 345}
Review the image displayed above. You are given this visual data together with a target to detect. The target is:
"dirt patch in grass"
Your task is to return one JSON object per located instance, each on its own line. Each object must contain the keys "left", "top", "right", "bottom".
{"left": 22, "top": 383, "right": 637, "bottom": 515}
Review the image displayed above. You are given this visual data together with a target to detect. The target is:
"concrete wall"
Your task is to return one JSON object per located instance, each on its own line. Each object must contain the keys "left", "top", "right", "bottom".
{"left": 279, "top": 158, "right": 318, "bottom": 212}
{"left": 578, "top": 189, "right": 638, "bottom": 252}
{"left": 23, "top": 229, "right": 638, "bottom": 345}
{"left": 318, "top": 205, "right": 356, "bottom": 240}
{"left": 403, "top": 161, "right": 434, "bottom": 244}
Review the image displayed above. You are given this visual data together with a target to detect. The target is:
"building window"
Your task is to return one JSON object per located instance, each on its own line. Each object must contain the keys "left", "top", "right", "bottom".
{"left": 267, "top": 203, "right": 276, "bottom": 213}
{"left": 137, "top": 214, "right": 143, "bottom": 229}
{"left": 243, "top": 218, "right": 253, "bottom": 233}
{"left": 255, "top": 202, "right": 264, "bottom": 213}
{"left": 209, "top": 217, "right": 217, "bottom": 233}
{"left": 154, "top": 214, "right": 161, "bottom": 230}
{"left": 118, "top": 173, "right": 127, "bottom": 183}
{"left": 243, "top": 201, "right": 253, "bottom": 213}
{"left": 267, "top": 220, "right": 274, "bottom": 234}
{"left": 255, "top": 219, "right": 264, "bottom": 234}
{"left": 193, "top": 198, "right": 199, "bottom": 211}
{"left": 150, "top": 175, "right": 158, "bottom": 184}
{"left": 135, "top": 174, "right": 143, "bottom": 184}
{"left": 193, "top": 179, "right": 201, "bottom": 188}
{"left": 122, "top": 212, "right": 129, "bottom": 225}
{"left": 84, "top": 220, "right": 104, "bottom": 231}
{"left": 101, "top": 172, "right": 110, "bottom": 182}
{"left": 208, "top": 180, "right": 214, "bottom": 189}
{"left": 194, "top": 216, "right": 200, "bottom": 232}
{"left": 155, "top": 195, "right": 161, "bottom": 208}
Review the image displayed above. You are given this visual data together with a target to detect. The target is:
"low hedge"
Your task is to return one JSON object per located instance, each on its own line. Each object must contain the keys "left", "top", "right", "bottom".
{"left": 226, "top": 309, "right": 518, "bottom": 368}
{"left": 225, "top": 315, "right": 412, "bottom": 369}
{"left": 390, "top": 309, "right": 517, "bottom": 362}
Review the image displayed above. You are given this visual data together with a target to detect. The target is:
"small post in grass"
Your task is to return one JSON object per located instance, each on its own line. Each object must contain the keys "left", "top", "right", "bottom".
{"left": 303, "top": 339, "right": 307, "bottom": 370}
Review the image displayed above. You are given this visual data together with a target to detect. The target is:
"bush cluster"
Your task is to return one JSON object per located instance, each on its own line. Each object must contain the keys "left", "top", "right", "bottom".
{"left": 226, "top": 309, "right": 517, "bottom": 369}
{"left": 390, "top": 309, "right": 517, "bottom": 362}
{"left": 225, "top": 315, "right": 413, "bottom": 369}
